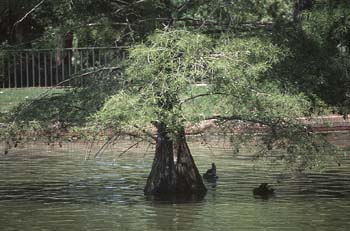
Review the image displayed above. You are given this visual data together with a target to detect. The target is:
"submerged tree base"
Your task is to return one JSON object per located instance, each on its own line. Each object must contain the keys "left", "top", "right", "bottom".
{"left": 143, "top": 124, "right": 177, "bottom": 195}
{"left": 174, "top": 130, "right": 207, "bottom": 196}
{"left": 145, "top": 192, "right": 206, "bottom": 203}
{"left": 144, "top": 126, "right": 207, "bottom": 200}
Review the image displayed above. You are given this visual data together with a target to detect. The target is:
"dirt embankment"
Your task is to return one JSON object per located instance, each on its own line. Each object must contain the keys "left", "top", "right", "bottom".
{"left": 298, "top": 115, "right": 350, "bottom": 132}
{"left": 1, "top": 115, "right": 349, "bottom": 140}
{"left": 188, "top": 115, "right": 350, "bottom": 134}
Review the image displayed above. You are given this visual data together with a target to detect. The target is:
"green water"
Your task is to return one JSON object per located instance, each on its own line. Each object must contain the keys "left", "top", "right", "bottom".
{"left": 1, "top": 141, "right": 350, "bottom": 231}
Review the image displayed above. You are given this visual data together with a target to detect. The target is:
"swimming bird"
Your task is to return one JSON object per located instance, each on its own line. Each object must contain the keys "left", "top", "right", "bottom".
{"left": 203, "top": 163, "right": 218, "bottom": 180}
{"left": 253, "top": 183, "right": 275, "bottom": 198}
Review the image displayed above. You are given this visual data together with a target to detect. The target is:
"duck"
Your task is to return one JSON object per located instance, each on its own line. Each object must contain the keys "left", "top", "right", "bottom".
{"left": 203, "top": 163, "right": 218, "bottom": 180}
{"left": 253, "top": 183, "right": 275, "bottom": 198}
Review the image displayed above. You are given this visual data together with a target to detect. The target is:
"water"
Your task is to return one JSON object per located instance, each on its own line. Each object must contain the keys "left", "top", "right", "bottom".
{"left": 1, "top": 140, "right": 350, "bottom": 231}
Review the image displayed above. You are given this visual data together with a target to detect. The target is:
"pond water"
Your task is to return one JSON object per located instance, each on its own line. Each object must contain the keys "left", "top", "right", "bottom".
{"left": 1, "top": 138, "right": 350, "bottom": 231}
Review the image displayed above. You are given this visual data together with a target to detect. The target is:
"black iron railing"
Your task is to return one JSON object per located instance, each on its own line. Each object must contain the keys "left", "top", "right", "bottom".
{"left": 0, "top": 47, "right": 126, "bottom": 88}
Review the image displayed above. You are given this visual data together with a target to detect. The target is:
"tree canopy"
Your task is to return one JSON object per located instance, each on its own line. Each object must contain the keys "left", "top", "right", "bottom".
{"left": 1, "top": 0, "right": 349, "bottom": 197}
{"left": 96, "top": 30, "right": 305, "bottom": 132}
{"left": 1, "top": 1, "right": 349, "bottom": 113}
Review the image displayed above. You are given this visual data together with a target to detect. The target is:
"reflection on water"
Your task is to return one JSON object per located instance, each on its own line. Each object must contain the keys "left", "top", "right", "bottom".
{"left": 0, "top": 139, "right": 350, "bottom": 231}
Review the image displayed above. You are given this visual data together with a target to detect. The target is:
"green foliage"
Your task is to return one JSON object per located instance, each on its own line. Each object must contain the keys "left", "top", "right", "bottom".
{"left": 95, "top": 91, "right": 155, "bottom": 131}
{"left": 89, "top": 29, "right": 341, "bottom": 170}
{"left": 173, "top": 0, "right": 294, "bottom": 27}
{"left": 237, "top": 89, "right": 311, "bottom": 121}
{"left": 1, "top": 68, "right": 122, "bottom": 142}
{"left": 119, "top": 30, "right": 214, "bottom": 131}
{"left": 256, "top": 131, "right": 341, "bottom": 171}
{"left": 266, "top": 1, "right": 350, "bottom": 115}
{"left": 96, "top": 29, "right": 309, "bottom": 134}
{"left": 1, "top": 0, "right": 346, "bottom": 170}
{"left": 1, "top": 0, "right": 297, "bottom": 47}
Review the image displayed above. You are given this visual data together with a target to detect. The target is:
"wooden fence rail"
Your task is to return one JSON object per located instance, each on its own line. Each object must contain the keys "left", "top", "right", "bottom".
{"left": 0, "top": 47, "right": 126, "bottom": 88}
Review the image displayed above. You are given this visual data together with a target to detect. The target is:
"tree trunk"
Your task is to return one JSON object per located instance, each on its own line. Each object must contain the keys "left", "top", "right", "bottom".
{"left": 144, "top": 124, "right": 207, "bottom": 200}
{"left": 174, "top": 129, "right": 207, "bottom": 197}
{"left": 293, "top": 0, "right": 313, "bottom": 22}
{"left": 144, "top": 122, "right": 177, "bottom": 196}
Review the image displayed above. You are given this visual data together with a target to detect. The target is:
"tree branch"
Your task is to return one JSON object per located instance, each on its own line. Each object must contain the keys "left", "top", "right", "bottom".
{"left": 177, "top": 1, "right": 199, "bottom": 16}
{"left": 86, "top": 17, "right": 273, "bottom": 31}
{"left": 205, "top": 115, "right": 274, "bottom": 127}
{"left": 204, "top": 115, "right": 313, "bottom": 135}
{"left": 56, "top": 66, "right": 121, "bottom": 87}
{"left": 94, "top": 135, "right": 119, "bottom": 159}
{"left": 86, "top": 22, "right": 129, "bottom": 26}
{"left": 133, "top": 125, "right": 157, "bottom": 141}
{"left": 121, "top": 131, "right": 156, "bottom": 144}
{"left": 181, "top": 92, "right": 229, "bottom": 104}
{"left": 116, "top": 139, "right": 143, "bottom": 159}
{"left": 13, "top": 0, "right": 46, "bottom": 27}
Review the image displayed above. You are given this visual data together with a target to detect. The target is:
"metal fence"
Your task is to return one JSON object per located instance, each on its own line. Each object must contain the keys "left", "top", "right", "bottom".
{"left": 0, "top": 47, "right": 126, "bottom": 88}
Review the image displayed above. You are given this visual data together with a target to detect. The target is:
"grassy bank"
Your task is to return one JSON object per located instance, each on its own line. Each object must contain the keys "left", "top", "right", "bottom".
{"left": 0, "top": 88, "right": 64, "bottom": 113}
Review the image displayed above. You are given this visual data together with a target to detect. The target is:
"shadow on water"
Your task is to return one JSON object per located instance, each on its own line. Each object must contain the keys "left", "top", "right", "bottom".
{"left": 0, "top": 178, "right": 145, "bottom": 204}
{"left": 144, "top": 200, "right": 204, "bottom": 231}
{"left": 1, "top": 159, "right": 350, "bottom": 204}
{"left": 287, "top": 171, "right": 350, "bottom": 199}
{"left": 145, "top": 193, "right": 206, "bottom": 204}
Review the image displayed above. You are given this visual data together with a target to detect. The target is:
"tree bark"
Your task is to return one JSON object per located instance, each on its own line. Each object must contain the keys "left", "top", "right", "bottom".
{"left": 144, "top": 122, "right": 177, "bottom": 196}
{"left": 144, "top": 124, "right": 207, "bottom": 200}
{"left": 293, "top": 0, "right": 313, "bottom": 22}
{"left": 174, "top": 129, "right": 207, "bottom": 197}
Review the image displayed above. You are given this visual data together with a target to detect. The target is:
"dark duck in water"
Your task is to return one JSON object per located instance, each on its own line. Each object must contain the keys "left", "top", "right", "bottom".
{"left": 203, "top": 163, "right": 218, "bottom": 181}
{"left": 253, "top": 183, "right": 275, "bottom": 198}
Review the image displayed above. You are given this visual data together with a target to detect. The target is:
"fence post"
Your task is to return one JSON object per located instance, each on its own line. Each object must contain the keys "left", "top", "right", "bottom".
{"left": 26, "top": 52, "right": 29, "bottom": 87}
{"left": 73, "top": 49, "right": 77, "bottom": 74}
{"left": 55, "top": 50, "right": 59, "bottom": 85}
{"left": 60, "top": 50, "right": 66, "bottom": 84}
{"left": 32, "top": 53, "right": 35, "bottom": 87}
{"left": 38, "top": 51, "right": 41, "bottom": 87}
{"left": 44, "top": 52, "right": 47, "bottom": 87}
{"left": 104, "top": 50, "right": 107, "bottom": 66}
{"left": 85, "top": 49, "right": 89, "bottom": 69}
{"left": 80, "top": 49, "right": 83, "bottom": 71}
{"left": 13, "top": 53, "right": 17, "bottom": 88}
{"left": 92, "top": 48, "right": 95, "bottom": 68}
{"left": 50, "top": 51, "right": 53, "bottom": 86}
{"left": 0, "top": 47, "right": 125, "bottom": 88}
{"left": 8, "top": 54, "right": 11, "bottom": 88}
{"left": 98, "top": 49, "right": 102, "bottom": 66}
{"left": 20, "top": 52, "right": 23, "bottom": 88}
{"left": 1, "top": 53, "right": 4, "bottom": 88}
{"left": 68, "top": 49, "right": 71, "bottom": 76}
